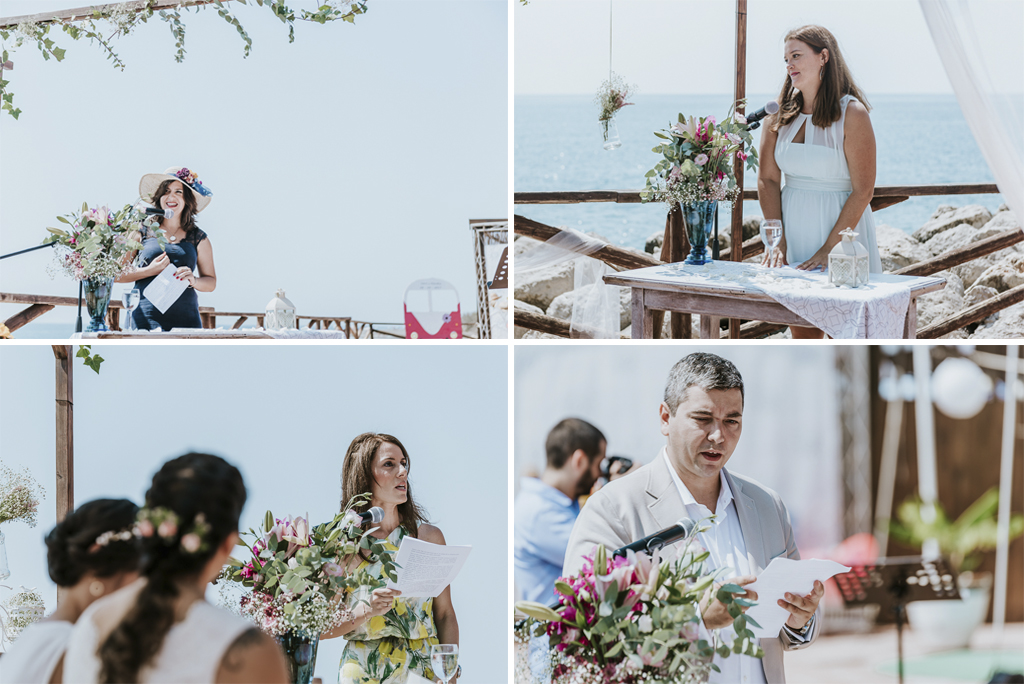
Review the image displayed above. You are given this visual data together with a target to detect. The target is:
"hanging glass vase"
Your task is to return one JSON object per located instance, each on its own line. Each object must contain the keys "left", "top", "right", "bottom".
{"left": 277, "top": 630, "right": 319, "bottom": 684}
{"left": 681, "top": 200, "right": 718, "bottom": 265}
{"left": 600, "top": 117, "right": 621, "bottom": 150}
{"left": 83, "top": 276, "right": 114, "bottom": 333}
{"left": 0, "top": 530, "right": 10, "bottom": 581}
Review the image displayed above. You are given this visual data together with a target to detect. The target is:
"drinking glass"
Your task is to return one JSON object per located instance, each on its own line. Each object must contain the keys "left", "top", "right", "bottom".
{"left": 760, "top": 219, "right": 783, "bottom": 265}
{"left": 122, "top": 288, "right": 140, "bottom": 330}
{"left": 430, "top": 644, "right": 459, "bottom": 683}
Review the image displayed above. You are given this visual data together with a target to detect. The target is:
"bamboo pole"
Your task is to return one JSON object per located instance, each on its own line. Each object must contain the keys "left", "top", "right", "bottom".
{"left": 52, "top": 345, "right": 73, "bottom": 523}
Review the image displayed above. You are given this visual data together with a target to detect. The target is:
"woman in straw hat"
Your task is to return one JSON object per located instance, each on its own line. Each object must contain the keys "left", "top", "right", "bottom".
{"left": 116, "top": 166, "right": 216, "bottom": 331}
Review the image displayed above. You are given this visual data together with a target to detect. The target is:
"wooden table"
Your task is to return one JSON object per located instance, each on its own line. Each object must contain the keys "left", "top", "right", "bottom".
{"left": 604, "top": 263, "right": 946, "bottom": 339}
{"left": 73, "top": 330, "right": 273, "bottom": 339}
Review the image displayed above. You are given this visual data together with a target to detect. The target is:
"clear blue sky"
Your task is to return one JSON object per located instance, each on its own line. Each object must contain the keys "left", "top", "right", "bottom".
{"left": 0, "top": 343, "right": 509, "bottom": 679}
{"left": 515, "top": 0, "right": 1024, "bottom": 95}
{"left": 0, "top": 0, "right": 507, "bottom": 325}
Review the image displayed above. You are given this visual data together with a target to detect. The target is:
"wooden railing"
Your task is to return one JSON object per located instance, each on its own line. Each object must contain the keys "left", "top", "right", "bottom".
{"left": 0, "top": 292, "right": 400, "bottom": 339}
{"left": 514, "top": 183, "right": 1015, "bottom": 339}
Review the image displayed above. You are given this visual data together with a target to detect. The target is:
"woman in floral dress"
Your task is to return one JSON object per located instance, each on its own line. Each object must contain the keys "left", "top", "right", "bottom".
{"left": 324, "top": 433, "right": 460, "bottom": 684}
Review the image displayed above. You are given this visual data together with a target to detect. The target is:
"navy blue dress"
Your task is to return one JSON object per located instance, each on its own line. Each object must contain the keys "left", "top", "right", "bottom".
{"left": 131, "top": 226, "right": 208, "bottom": 331}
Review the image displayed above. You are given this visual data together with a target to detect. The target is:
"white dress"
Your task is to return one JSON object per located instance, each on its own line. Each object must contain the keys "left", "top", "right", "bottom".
{"left": 1, "top": 620, "right": 74, "bottom": 683}
{"left": 775, "top": 94, "right": 882, "bottom": 272}
{"left": 62, "top": 590, "right": 252, "bottom": 683}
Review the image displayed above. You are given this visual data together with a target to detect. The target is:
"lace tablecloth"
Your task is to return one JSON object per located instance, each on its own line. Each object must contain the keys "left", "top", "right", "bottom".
{"left": 620, "top": 261, "right": 938, "bottom": 339}
{"left": 73, "top": 327, "right": 351, "bottom": 340}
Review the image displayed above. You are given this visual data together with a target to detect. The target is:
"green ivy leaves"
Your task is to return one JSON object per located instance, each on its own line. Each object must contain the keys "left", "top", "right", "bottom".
{"left": 76, "top": 345, "right": 104, "bottom": 374}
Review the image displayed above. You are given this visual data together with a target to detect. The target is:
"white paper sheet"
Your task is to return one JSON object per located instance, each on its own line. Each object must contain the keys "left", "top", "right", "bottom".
{"left": 744, "top": 557, "right": 851, "bottom": 638}
{"left": 385, "top": 536, "right": 471, "bottom": 598}
{"left": 406, "top": 672, "right": 435, "bottom": 684}
{"left": 142, "top": 264, "right": 189, "bottom": 314}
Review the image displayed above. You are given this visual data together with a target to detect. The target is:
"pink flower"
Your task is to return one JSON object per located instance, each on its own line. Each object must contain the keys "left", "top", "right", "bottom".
{"left": 694, "top": 153, "right": 709, "bottom": 166}
{"left": 180, "top": 533, "right": 201, "bottom": 553}
{"left": 157, "top": 520, "right": 177, "bottom": 538}
{"left": 323, "top": 562, "right": 344, "bottom": 577}
{"left": 669, "top": 165, "right": 682, "bottom": 182}
{"left": 680, "top": 621, "right": 699, "bottom": 641}
{"left": 136, "top": 520, "right": 155, "bottom": 538}
{"left": 734, "top": 112, "right": 747, "bottom": 125}
{"left": 738, "top": 150, "right": 749, "bottom": 161}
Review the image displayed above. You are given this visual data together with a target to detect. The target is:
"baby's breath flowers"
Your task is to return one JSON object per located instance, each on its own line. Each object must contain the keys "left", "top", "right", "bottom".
{"left": 0, "top": 463, "right": 45, "bottom": 528}
{"left": 0, "top": 586, "right": 46, "bottom": 645}
{"left": 595, "top": 73, "right": 636, "bottom": 122}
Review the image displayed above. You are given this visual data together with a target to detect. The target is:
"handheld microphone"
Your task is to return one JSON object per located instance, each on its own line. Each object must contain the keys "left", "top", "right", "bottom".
{"left": 142, "top": 206, "right": 174, "bottom": 219}
{"left": 358, "top": 507, "right": 385, "bottom": 525}
{"left": 612, "top": 518, "right": 697, "bottom": 557}
{"left": 745, "top": 101, "right": 780, "bottom": 130}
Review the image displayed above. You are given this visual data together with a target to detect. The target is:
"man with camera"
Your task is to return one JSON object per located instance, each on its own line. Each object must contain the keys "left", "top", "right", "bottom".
{"left": 514, "top": 418, "right": 634, "bottom": 605}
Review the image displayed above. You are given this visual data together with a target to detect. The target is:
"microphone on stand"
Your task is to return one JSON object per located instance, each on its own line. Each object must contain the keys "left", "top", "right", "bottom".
{"left": 612, "top": 518, "right": 698, "bottom": 557}
{"left": 358, "top": 507, "right": 385, "bottom": 525}
{"left": 744, "top": 101, "right": 780, "bottom": 130}
{"left": 142, "top": 206, "right": 174, "bottom": 219}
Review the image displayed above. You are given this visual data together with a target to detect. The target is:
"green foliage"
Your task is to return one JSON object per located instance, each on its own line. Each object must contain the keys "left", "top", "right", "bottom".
{"left": 0, "top": 0, "right": 371, "bottom": 119}
{"left": 889, "top": 487, "right": 1024, "bottom": 572}
{"left": 75, "top": 345, "right": 104, "bottom": 373}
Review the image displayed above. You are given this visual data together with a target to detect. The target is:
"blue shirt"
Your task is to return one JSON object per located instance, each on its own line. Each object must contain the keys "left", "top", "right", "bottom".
{"left": 514, "top": 477, "right": 581, "bottom": 605}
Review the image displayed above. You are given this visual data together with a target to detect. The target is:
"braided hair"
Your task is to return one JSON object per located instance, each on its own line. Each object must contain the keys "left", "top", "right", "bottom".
{"left": 97, "top": 453, "right": 246, "bottom": 683}
{"left": 45, "top": 499, "right": 140, "bottom": 587}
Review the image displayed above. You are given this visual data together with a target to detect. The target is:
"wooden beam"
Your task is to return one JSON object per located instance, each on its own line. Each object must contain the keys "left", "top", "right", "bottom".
{"left": 514, "top": 215, "right": 663, "bottom": 271}
{"left": 514, "top": 184, "right": 1000, "bottom": 205}
{"left": 895, "top": 229, "right": 1024, "bottom": 277}
{"left": 51, "top": 345, "right": 73, "bottom": 523}
{"left": 0, "top": 0, "right": 229, "bottom": 28}
{"left": 917, "top": 283, "right": 1024, "bottom": 339}
{"left": 4, "top": 303, "right": 54, "bottom": 332}
{"left": 513, "top": 307, "right": 628, "bottom": 339}
{"left": 730, "top": 0, "right": 747, "bottom": 339}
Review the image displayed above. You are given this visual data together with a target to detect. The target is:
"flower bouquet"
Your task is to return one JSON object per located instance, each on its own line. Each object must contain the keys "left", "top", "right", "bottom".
{"left": 595, "top": 73, "right": 636, "bottom": 150}
{"left": 0, "top": 462, "right": 45, "bottom": 529}
{"left": 640, "top": 104, "right": 760, "bottom": 265}
{"left": 219, "top": 494, "right": 399, "bottom": 683}
{"left": 0, "top": 586, "right": 45, "bottom": 646}
{"left": 515, "top": 537, "right": 763, "bottom": 684}
{"left": 43, "top": 203, "right": 167, "bottom": 331}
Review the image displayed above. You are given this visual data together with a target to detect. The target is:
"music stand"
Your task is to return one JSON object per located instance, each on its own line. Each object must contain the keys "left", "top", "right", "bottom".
{"left": 835, "top": 556, "right": 960, "bottom": 684}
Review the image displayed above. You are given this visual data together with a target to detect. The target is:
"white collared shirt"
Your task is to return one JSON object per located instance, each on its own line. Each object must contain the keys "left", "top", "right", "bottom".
{"left": 663, "top": 448, "right": 768, "bottom": 684}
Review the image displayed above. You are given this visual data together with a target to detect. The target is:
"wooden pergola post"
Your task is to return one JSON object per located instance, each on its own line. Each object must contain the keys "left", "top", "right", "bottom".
{"left": 729, "top": 0, "right": 748, "bottom": 339}
{"left": 52, "top": 346, "right": 73, "bottom": 523}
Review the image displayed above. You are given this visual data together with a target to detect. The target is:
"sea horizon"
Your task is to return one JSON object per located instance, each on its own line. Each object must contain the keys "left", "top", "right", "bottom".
{"left": 515, "top": 93, "right": 1009, "bottom": 251}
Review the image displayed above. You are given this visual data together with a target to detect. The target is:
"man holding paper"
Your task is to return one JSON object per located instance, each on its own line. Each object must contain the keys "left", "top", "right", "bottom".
{"left": 563, "top": 353, "right": 825, "bottom": 684}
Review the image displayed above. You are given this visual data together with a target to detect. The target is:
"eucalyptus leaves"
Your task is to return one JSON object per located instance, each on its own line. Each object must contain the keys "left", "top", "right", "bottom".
{"left": 0, "top": 0, "right": 370, "bottom": 119}
{"left": 44, "top": 203, "right": 165, "bottom": 281}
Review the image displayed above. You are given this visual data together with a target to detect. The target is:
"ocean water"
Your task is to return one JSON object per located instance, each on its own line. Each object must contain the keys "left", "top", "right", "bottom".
{"left": 514, "top": 94, "right": 1005, "bottom": 251}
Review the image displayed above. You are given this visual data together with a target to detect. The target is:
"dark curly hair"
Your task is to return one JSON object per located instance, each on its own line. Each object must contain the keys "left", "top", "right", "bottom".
{"left": 45, "top": 499, "right": 140, "bottom": 587}
{"left": 97, "top": 453, "right": 246, "bottom": 683}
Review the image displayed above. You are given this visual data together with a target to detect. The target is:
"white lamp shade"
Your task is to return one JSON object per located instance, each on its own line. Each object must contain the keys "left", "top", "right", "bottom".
{"left": 932, "top": 357, "right": 993, "bottom": 419}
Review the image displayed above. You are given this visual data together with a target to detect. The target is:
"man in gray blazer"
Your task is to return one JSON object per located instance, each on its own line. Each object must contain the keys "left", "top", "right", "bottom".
{"left": 563, "top": 352, "right": 824, "bottom": 684}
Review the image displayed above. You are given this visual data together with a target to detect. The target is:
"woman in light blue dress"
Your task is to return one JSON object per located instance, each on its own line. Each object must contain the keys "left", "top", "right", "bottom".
{"left": 757, "top": 25, "right": 881, "bottom": 339}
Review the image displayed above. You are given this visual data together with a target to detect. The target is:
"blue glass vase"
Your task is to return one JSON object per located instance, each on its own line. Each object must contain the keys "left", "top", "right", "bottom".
{"left": 83, "top": 277, "right": 114, "bottom": 332}
{"left": 277, "top": 630, "right": 319, "bottom": 684}
{"left": 681, "top": 200, "right": 718, "bottom": 265}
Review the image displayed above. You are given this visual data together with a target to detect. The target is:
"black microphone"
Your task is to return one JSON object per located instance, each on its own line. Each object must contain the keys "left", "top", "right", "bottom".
{"left": 142, "top": 206, "right": 174, "bottom": 219}
{"left": 745, "top": 101, "right": 780, "bottom": 130}
{"left": 358, "top": 507, "right": 385, "bottom": 525}
{"left": 612, "top": 518, "right": 698, "bottom": 557}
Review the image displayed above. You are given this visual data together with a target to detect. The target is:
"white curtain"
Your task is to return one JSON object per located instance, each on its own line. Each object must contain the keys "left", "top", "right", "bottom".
{"left": 516, "top": 227, "right": 622, "bottom": 338}
{"left": 919, "top": 0, "right": 1024, "bottom": 226}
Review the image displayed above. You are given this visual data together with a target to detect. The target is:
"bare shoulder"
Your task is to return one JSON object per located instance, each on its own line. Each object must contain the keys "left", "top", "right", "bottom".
{"left": 417, "top": 523, "right": 446, "bottom": 545}
{"left": 215, "top": 628, "right": 289, "bottom": 684}
{"left": 845, "top": 100, "right": 873, "bottom": 129}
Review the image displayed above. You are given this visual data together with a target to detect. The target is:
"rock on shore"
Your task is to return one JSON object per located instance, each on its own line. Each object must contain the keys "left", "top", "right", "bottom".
{"left": 513, "top": 205, "right": 1022, "bottom": 339}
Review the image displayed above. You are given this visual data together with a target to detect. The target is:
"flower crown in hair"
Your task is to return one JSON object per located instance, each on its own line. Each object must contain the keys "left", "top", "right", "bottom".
{"left": 134, "top": 506, "right": 212, "bottom": 555}
{"left": 175, "top": 167, "right": 212, "bottom": 198}
{"left": 89, "top": 528, "right": 134, "bottom": 553}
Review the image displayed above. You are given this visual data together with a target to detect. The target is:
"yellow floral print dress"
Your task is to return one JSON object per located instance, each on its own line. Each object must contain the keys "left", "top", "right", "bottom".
{"left": 339, "top": 526, "right": 439, "bottom": 684}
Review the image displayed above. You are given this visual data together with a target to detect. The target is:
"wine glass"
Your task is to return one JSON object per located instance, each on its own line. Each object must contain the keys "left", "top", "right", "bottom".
{"left": 121, "top": 288, "right": 140, "bottom": 330}
{"left": 431, "top": 644, "right": 459, "bottom": 684}
{"left": 760, "top": 219, "right": 783, "bottom": 266}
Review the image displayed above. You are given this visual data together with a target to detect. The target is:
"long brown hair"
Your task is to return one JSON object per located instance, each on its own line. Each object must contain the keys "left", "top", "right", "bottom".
{"left": 152, "top": 178, "right": 199, "bottom": 234}
{"left": 341, "top": 433, "right": 428, "bottom": 538}
{"left": 97, "top": 453, "right": 246, "bottom": 683}
{"left": 770, "top": 25, "right": 871, "bottom": 132}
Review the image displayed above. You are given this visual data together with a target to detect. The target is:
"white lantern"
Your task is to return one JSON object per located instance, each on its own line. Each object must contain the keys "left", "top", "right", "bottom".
{"left": 265, "top": 289, "right": 296, "bottom": 330}
{"left": 828, "top": 228, "right": 870, "bottom": 288}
